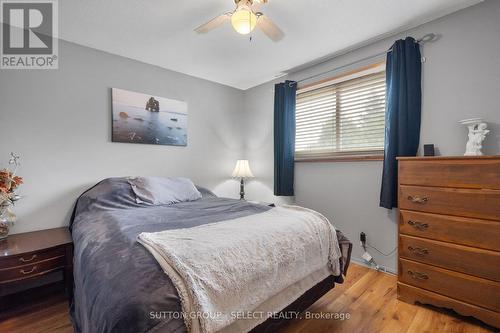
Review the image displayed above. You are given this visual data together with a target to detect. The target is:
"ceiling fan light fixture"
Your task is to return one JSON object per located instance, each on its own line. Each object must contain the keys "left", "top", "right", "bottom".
{"left": 231, "top": 8, "right": 257, "bottom": 35}
{"left": 195, "top": 0, "right": 283, "bottom": 42}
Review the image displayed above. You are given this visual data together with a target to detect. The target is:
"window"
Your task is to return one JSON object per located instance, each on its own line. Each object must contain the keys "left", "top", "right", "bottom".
{"left": 295, "top": 64, "right": 386, "bottom": 161}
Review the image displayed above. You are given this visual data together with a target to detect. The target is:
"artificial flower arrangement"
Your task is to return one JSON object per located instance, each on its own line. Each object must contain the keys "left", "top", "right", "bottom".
{"left": 0, "top": 153, "right": 23, "bottom": 239}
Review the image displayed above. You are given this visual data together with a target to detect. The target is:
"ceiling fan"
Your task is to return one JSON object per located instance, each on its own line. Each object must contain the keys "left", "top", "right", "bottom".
{"left": 195, "top": 0, "right": 284, "bottom": 42}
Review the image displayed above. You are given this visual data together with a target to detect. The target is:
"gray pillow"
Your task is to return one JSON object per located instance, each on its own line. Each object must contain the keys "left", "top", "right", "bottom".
{"left": 128, "top": 177, "right": 202, "bottom": 205}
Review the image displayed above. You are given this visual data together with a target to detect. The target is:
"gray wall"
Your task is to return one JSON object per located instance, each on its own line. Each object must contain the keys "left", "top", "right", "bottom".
{"left": 1, "top": 1, "right": 499, "bottom": 273}
{"left": 242, "top": 0, "right": 500, "bottom": 272}
{"left": 0, "top": 40, "right": 245, "bottom": 234}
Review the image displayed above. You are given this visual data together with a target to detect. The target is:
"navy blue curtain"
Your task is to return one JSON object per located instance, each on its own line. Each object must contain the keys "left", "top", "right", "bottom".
{"left": 380, "top": 37, "right": 422, "bottom": 209}
{"left": 274, "top": 80, "right": 297, "bottom": 196}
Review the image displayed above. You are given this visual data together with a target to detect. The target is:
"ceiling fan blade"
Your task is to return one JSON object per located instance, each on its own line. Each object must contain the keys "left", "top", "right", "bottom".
{"left": 195, "top": 13, "right": 231, "bottom": 34}
{"left": 257, "top": 14, "right": 284, "bottom": 41}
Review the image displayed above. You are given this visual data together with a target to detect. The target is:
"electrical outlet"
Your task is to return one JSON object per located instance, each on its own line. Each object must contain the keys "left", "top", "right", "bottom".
{"left": 360, "top": 232, "right": 366, "bottom": 247}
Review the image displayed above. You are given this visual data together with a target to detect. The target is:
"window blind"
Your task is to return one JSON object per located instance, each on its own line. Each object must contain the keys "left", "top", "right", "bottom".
{"left": 295, "top": 70, "right": 386, "bottom": 160}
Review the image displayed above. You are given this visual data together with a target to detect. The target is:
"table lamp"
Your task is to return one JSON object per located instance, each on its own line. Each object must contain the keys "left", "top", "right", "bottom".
{"left": 232, "top": 160, "right": 254, "bottom": 200}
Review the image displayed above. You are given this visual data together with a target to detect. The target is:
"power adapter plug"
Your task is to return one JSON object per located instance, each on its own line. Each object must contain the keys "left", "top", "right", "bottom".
{"left": 360, "top": 232, "right": 367, "bottom": 248}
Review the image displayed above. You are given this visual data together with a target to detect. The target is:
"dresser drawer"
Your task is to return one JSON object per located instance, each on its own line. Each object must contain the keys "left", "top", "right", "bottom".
{"left": 397, "top": 282, "right": 500, "bottom": 329}
{"left": 399, "top": 235, "right": 500, "bottom": 281}
{"left": 0, "top": 246, "right": 65, "bottom": 269}
{"left": 399, "top": 158, "right": 500, "bottom": 189}
{"left": 0, "top": 256, "right": 66, "bottom": 284}
{"left": 399, "top": 210, "right": 500, "bottom": 251}
{"left": 399, "top": 259, "right": 500, "bottom": 312}
{"left": 399, "top": 185, "right": 500, "bottom": 220}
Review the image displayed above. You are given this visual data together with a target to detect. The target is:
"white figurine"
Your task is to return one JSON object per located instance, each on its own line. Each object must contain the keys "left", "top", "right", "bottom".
{"left": 459, "top": 118, "right": 490, "bottom": 156}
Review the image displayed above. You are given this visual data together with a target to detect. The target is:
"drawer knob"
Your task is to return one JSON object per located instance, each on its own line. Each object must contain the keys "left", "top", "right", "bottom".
{"left": 407, "top": 220, "right": 429, "bottom": 230}
{"left": 408, "top": 196, "right": 429, "bottom": 204}
{"left": 407, "top": 270, "right": 429, "bottom": 280}
{"left": 19, "top": 254, "right": 37, "bottom": 263}
{"left": 20, "top": 265, "right": 37, "bottom": 275}
{"left": 408, "top": 246, "right": 429, "bottom": 256}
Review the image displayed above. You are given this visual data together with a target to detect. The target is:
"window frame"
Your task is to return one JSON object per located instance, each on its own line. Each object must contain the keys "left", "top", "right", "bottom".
{"left": 295, "top": 62, "right": 386, "bottom": 162}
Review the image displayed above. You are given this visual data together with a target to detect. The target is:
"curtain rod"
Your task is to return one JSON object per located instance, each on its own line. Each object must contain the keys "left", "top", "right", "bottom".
{"left": 294, "top": 33, "right": 437, "bottom": 85}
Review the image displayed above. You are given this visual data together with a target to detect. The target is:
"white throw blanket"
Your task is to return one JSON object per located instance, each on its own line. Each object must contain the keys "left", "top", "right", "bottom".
{"left": 138, "top": 205, "right": 341, "bottom": 333}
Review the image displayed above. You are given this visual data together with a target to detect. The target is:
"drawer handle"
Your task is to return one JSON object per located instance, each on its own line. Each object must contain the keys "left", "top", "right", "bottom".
{"left": 408, "top": 196, "right": 429, "bottom": 204}
{"left": 407, "top": 220, "right": 429, "bottom": 231}
{"left": 407, "top": 270, "right": 429, "bottom": 280}
{"left": 408, "top": 246, "right": 429, "bottom": 256}
{"left": 20, "top": 265, "right": 37, "bottom": 275}
{"left": 19, "top": 254, "right": 37, "bottom": 263}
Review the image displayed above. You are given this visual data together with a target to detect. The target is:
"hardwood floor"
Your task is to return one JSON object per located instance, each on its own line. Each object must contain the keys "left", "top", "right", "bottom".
{"left": 0, "top": 291, "right": 73, "bottom": 333}
{"left": 0, "top": 264, "right": 496, "bottom": 333}
{"left": 281, "top": 264, "right": 496, "bottom": 333}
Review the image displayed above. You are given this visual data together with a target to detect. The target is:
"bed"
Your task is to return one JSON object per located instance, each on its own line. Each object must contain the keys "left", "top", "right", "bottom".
{"left": 69, "top": 177, "right": 352, "bottom": 333}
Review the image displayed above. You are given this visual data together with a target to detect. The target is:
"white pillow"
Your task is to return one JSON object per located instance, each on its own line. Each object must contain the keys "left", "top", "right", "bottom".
{"left": 128, "top": 177, "right": 202, "bottom": 205}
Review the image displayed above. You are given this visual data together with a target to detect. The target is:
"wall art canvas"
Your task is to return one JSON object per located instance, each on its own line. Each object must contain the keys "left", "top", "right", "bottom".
{"left": 112, "top": 88, "right": 187, "bottom": 146}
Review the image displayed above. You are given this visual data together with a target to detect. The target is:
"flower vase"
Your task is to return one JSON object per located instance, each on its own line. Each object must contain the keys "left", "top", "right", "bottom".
{"left": 0, "top": 205, "right": 14, "bottom": 240}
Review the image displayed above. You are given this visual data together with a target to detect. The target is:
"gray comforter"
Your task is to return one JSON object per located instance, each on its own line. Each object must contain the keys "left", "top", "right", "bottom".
{"left": 70, "top": 178, "right": 351, "bottom": 333}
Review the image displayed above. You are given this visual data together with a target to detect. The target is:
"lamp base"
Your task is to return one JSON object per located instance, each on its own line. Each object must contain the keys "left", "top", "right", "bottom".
{"left": 240, "top": 178, "right": 245, "bottom": 200}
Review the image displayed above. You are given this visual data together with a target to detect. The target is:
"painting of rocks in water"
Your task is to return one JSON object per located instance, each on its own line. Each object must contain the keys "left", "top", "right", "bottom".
{"left": 112, "top": 88, "right": 187, "bottom": 146}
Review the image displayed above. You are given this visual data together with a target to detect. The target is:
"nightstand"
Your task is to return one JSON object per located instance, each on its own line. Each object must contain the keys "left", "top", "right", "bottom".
{"left": 0, "top": 227, "right": 73, "bottom": 310}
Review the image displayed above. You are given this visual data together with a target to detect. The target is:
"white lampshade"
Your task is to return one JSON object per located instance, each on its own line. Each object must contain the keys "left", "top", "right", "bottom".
{"left": 232, "top": 160, "right": 254, "bottom": 178}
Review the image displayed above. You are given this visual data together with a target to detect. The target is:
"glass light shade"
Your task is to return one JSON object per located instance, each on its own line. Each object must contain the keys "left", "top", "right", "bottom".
{"left": 232, "top": 160, "right": 254, "bottom": 178}
{"left": 231, "top": 8, "right": 257, "bottom": 35}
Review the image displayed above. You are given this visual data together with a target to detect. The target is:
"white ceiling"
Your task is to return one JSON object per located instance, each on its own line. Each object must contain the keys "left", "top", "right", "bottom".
{"left": 59, "top": 0, "right": 482, "bottom": 90}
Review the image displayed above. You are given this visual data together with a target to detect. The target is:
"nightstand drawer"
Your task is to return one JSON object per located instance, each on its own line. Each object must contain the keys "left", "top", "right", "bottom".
{"left": 0, "top": 256, "right": 66, "bottom": 284}
{"left": 399, "top": 235, "right": 500, "bottom": 281}
{"left": 399, "top": 258, "right": 500, "bottom": 312}
{"left": 0, "top": 246, "right": 66, "bottom": 269}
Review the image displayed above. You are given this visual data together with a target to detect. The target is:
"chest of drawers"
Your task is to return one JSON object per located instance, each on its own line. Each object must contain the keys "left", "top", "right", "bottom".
{"left": 397, "top": 156, "right": 500, "bottom": 328}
